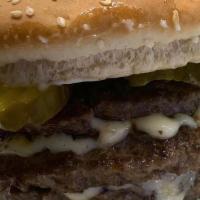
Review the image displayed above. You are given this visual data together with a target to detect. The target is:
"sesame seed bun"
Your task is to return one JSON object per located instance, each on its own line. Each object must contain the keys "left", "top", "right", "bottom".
{"left": 1, "top": 0, "right": 200, "bottom": 85}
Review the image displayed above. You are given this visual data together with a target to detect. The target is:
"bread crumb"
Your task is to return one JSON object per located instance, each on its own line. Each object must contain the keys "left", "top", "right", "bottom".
{"left": 25, "top": 6, "right": 34, "bottom": 17}
{"left": 57, "top": 17, "right": 66, "bottom": 28}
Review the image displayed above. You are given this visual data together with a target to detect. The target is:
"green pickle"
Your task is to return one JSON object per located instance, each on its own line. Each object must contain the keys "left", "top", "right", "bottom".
{"left": 0, "top": 85, "right": 68, "bottom": 131}
{"left": 129, "top": 63, "right": 200, "bottom": 86}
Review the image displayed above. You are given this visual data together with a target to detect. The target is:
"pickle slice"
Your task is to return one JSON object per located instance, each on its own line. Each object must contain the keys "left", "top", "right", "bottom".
{"left": 0, "top": 85, "right": 68, "bottom": 131}
{"left": 128, "top": 63, "right": 200, "bottom": 86}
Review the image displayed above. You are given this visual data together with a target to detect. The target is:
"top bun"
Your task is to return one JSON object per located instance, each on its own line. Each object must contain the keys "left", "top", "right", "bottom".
{"left": 1, "top": 0, "right": 200, "bottom": 86}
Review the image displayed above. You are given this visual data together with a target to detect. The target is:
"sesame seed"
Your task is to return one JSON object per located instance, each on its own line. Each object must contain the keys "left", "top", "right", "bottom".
{"left": 38, "top": 36, "right": 48, "bottom": 44}
{"left": 172, "top": 10, "right": 181, "bottom": 32}
{"left": 10, "top": 10, "right": 23, "bottom": 19}
{"left": 56, "top": 17, "right": 66, "bottom": 28}
{"left": 160, "top": 19, "right": 168, "bottom": 29}
{"left": 11, "top": 0, "right": 21, "bottom": 5}
{"left": 25, "top": 6, "right": 34, "bottom": 17}
{"left": 82, "top": 24, "right": 91, "bottom": 31}
{"left": 102, "top": 6, "right": 108, "bottom": 12}
{"left": 111, "top": 1, "right": 118, "bottom": 7}
{"left": 99, "top": 0, "right": 112, "bottom": 6}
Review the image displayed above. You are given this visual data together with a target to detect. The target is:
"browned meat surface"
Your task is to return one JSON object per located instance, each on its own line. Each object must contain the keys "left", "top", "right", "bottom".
{"left": 25, "top": 102, "right": 99, "bottom": 139}
{"left": 0, "top": 79, "right": 199, "bottom": 139}
{"left": 6, "top": 79, "right": 200, "bottom": 139}
{"left": 0, "top": 80, "right": 200, "bottom": 199}
{"left": 0, "top": 127, "right": 199, "bottom": 198}
{"left": 87, "top": 80, "right": 200, "bottom": 120}
{"left": 0, "top": 127, "right": 199, "bottom": 199}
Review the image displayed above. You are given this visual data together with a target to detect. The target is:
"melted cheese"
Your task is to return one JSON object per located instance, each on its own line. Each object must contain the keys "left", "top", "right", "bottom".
{"left": 64, "top": 172, "right": 196, "bottom": 200}
{"left": 0, "top": 111, "right": 198, "bottom": 157}
{"left": 134, "top": 113, "right": 197, "bottom": 139}
{"left": 1, "top": 133, "right": 98, "bottom": 157}
{"left": 142, "top": 172, "right": 196, "bottom": 200}
{"left": 65, "top": 187, "right": 103, "bottom": 200}
{"left": 145, "top": 180, "right": 185, "bottom": 200}
{"left": 91, "top": 118, "right": 131, "bottom": 146}
{"left": 0, "top": 118, "right": 131, "bottom": 157}
{"left": 175, "top": 113, "right": 197, "bottom": 128}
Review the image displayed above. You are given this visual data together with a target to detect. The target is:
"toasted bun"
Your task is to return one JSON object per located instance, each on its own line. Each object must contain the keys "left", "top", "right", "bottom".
{"left": 1, "top": 0, "right": 200, "bottom": 85}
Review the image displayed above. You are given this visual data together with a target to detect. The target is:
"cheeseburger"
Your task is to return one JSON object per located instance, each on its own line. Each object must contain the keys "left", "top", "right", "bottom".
{"left": 0, "top": 0, "right": 200, "bottom": 199}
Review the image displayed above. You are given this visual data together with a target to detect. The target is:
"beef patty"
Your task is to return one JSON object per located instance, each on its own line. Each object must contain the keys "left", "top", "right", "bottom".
{"left": 6, "top": 79, "right": 200, "bottom": 139}
{"left": 0, "top": 127, "right": 199, "bottom": 199}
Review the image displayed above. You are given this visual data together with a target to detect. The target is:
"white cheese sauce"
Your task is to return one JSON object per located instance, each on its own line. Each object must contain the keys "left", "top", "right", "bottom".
{"left": 0, "top": 118, "right": 131, "bottom": 157}
{"left": 142, "top": 172, "right": 196, "bottom": 200}
{"left": 64, "top": 172, "right": 196, "bottom": 200}
{"left": 91, "top": 118, "right": 131, "bottom": 147}
{"left": 65, "top": 187, "right": 103, "bottom": 200}
{"left": 134, "top": 113, "right": 197, "bottom": 139}
{"left": 0, "top": 110, "right": 199, "bottom": 157}
{"left": 1, "top": 133, "right": 98, "bottom": 157}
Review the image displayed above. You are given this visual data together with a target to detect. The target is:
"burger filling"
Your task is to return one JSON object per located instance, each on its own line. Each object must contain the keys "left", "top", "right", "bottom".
{"left": 0, "top": 64, "right": 200, "bottom": 157}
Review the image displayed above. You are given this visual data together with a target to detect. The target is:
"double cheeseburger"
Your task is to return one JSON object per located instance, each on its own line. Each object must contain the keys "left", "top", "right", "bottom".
{"left": 0, "top": 0, "right": 200, "bottom": 199}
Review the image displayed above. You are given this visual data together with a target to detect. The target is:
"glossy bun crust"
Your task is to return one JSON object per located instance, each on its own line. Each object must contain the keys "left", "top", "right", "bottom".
{"left": 1, "top": 0, "right": 200, "bottom": 46}
{"left": 1, "top": 0, "right": 200, "bottom": 85}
